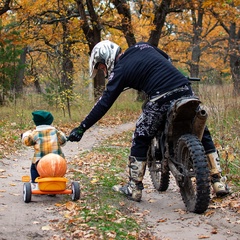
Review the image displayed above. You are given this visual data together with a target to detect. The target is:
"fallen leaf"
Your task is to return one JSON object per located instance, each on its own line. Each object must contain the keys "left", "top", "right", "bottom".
{"left": 119, "top": 201, "right": 125, "bottom": 206}
{"left": 148, "top": 198, "right": 156, "bottom": 203}
{"left": 157, "top": 218, "right": 168, "bottom": 223}
{"left": 128, "top": 231, "right": 138, "bottom": 238}
{"left": 198, "top": 235, "right": 210, "bottom": 239}
{"left": 64, "top": 213, "right": 71, "bottom": 219}
{"left": 65, "top": 201, "right": 76, "bottom": 211}
{"left": 54, "top": 203, "right": 63, "bottom": 207}
{"left": 11, "top": 193, "right": 20, "bottom": 196}
{"left": 49, "top": 235, "right": 62, "bottom": 240}
{"left": 114, "top": 217, "right": 126, "bottom": 223}
{"left": 42, "top": 225, "right": 53, "bottom": 231}
{"left": 106, "top": 231, "right": 117, "bottom": 238}
{"left": 90, "top": 178, "right": 98, "bottom": 184}
{"left": 142, "top": 210, "right": 150, "bottom": 216}
{"left": 174, "top": 208, "right": 187, "bottom": 214}
{"left": 229, "top": 200, "right": 240, "bottom": 210}
{"left": 204, "top": 210, "right": 215, "bottom": 217}
{"left": 49, "top": 219, "right": 59, "bottom": 223}
{"left": 211, "top": 228, "right": 218, "bottom": 234}
{"left": 0, "top": 169, "right": 6, "bottom": 173}
{"left": 208, "top": 204, "right": 220, "bottom": 209}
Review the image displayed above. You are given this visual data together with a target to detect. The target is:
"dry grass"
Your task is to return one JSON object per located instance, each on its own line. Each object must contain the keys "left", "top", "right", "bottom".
{"left": 198, "top": 84, "right": 240, "bottom": 186}
{"left": 199, "top": 84, "right": 240, "bottom": 146}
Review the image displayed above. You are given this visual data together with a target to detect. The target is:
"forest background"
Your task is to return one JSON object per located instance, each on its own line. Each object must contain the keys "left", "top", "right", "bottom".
{"left": 0, "top": 0, "right": 239, "bottom": 187}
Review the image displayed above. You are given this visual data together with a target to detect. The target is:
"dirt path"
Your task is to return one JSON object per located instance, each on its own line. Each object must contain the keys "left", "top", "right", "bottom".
{"left": 137, "top": 172, "right": 239, "bottom": 240}
{"left": 0, "top": 123, "right": 239, "bottom": 240}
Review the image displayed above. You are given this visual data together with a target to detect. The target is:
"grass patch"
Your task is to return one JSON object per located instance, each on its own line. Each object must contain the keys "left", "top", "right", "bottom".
{"left": 58, "top": 133, "right": 152, "bottom": 239}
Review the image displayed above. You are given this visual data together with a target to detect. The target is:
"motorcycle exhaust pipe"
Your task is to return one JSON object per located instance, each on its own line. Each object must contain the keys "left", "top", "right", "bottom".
{"left": 192, "top": 109, "right": 208, "bottom": 140}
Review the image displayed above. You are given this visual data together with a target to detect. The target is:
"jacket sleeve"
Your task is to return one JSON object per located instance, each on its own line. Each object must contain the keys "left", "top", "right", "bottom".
{"left": 22, "top": 130, "right": 35, "bottom": 146}
{"left": 57, "top": 130, "right": 67, "bottom": 146}
{"left": 81, "top": 68, "right": 126, "bottom": 130}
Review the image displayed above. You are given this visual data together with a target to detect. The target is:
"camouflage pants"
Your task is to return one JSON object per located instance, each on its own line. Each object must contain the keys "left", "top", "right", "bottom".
{"left": 130, "top": 100, "right": 170, "bottom": 157}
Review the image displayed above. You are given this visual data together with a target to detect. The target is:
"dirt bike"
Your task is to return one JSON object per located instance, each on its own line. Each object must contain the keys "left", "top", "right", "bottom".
{"left": 147, "top": 78, "right": 210, "bottom": 214}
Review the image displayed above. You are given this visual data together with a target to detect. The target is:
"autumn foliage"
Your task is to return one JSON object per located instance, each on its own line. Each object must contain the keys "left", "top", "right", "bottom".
{"left": 0, "top": 0, "right": 239, "bottom": 107}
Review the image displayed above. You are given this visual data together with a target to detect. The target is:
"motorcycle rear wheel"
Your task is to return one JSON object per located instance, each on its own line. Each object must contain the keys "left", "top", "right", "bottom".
{"left": 176, "top": 134, "right": 210, "bottom": 214}
{"left": 148, "top": 138, "right": 170, "bottom": 191}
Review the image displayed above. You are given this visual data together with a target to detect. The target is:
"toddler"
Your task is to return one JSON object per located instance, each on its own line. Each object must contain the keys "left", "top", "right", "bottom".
{"left": 22, "top": 110, "right": 67, "bottom": 182}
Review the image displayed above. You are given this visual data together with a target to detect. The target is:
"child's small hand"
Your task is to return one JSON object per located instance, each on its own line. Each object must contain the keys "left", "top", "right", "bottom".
{"left": 21, "top": 130, "right": 33, "bottom": 144}
{"left": 20, "top": 130, "right": 31, "bottom": 139}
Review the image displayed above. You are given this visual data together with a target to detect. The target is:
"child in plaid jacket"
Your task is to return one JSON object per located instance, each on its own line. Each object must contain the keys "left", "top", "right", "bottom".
{"left": 22, "top": 110, "right": 67, "bottom": 182}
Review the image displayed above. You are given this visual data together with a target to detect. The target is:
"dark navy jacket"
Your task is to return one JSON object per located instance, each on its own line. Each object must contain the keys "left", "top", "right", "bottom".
{"left": 82, "top": 42, "right": 190, "bottom": 129}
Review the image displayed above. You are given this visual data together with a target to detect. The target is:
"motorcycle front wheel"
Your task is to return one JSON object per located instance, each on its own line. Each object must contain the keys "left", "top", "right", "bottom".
{"left": 176, "top": 134, "right": 210, "bottom": 214}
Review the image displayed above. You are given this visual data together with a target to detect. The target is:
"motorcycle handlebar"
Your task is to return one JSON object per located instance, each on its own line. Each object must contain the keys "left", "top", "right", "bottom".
{"left": 187, "top": 77, "right": 201, "bottom": 81}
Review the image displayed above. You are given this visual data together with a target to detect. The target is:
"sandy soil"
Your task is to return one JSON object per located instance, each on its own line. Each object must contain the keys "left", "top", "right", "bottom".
{"left": 0, "top": 122, "right": 239, "bottom": 240}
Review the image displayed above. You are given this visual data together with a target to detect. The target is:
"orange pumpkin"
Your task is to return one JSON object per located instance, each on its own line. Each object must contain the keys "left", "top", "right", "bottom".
{"left": 37, "top": 153, "right": 67, "bottom": 177}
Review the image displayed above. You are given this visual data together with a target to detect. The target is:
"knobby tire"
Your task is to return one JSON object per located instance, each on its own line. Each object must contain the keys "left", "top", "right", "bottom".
{"left": 176, "top": 134, "right": 210, "bottom": 214}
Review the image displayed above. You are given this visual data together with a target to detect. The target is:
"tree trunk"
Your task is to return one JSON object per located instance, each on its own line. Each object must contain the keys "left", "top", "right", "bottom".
{"left": 112, "top": 0, "right": 136, "bottom": 47}
{"left": 76, "top": 0, "right": 102, "bottom": 100}
{"left": 231, "top": 54, "right": 240, "bottom": 96}
{"left": 93, "top": 71, "right": 105, "bottom": 101}
{"left": 61, "top": 55, "right": 73, "bottom": 118}
{"left": 148, "top": 0, "right": 172, "bottom": 47}
{"left": 34, "top": 79, "right": 42, "bottom": 94}
{"left": 229, "top": 23, "right": 240, "bottom": 96}
{"left": 189, "top": 3, "right": 204, "bottom": 94}
{"left": 0, "top": 0, "right": 11, "bottom": 15}
{"left": 190, "top": 3, "right": 203, "bottom": 78}
{"left": 15, "top": 47, "right": 27, "bottom": 94}
{"left": 211, "top": 6, "right": 240, "bottom": 96}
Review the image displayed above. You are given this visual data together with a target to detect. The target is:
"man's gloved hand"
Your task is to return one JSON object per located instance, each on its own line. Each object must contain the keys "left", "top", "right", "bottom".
{"left": 68, "top": 123, "right": 86, "bottom": 142}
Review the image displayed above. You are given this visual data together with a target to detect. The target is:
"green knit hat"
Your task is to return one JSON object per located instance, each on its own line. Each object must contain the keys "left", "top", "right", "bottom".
{"left": 32, "top": 110, "right": 54, "bottom": 126}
